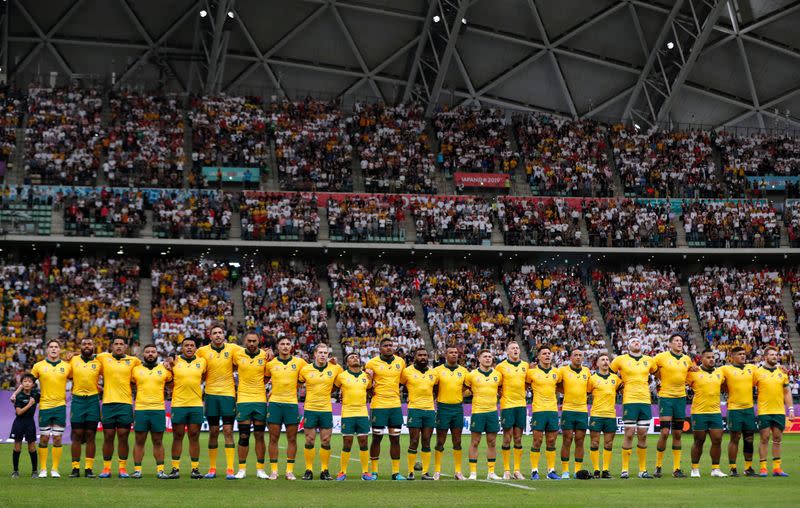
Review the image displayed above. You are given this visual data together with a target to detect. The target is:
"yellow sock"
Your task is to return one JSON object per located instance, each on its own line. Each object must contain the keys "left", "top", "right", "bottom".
{"left": 171, "top": 459, "right": 180, "bottom": 470}
{"left": 320, "top": 447, "right": 331, "bottom": 471}
{"left": 603, "top": 449, "right": 612, "bottom": 471}
{"left": 561, "top": 460, "right": 569, "bottom": 472}
{"left": 286, "top": 460, "right": 294, "bottom": 474}
{"left": 134, "top": 465, "right": 142, "bottom": 473}
{"left": 513, "top": 447, "right": 523, "bottom": 472}
{"left": 407, "top": 451, "right": 417, "bottom": 474}
{"left": 85, "top": 457, "right": 94, "bottom": 470}
{"left": 759, "top": 459, "right": 767, "bottom": 470}
{"left": 672, "top": 449, "right": 681, "bottom": 471}
{"left": 359, "top": 450, "right": 369, "bottom": 475}
{"left": 469, "top": 459, "right": 477, "bottom": 475}
{"left": 453, "top": 449, "right": 462, "bottom": 474}
{"left": 156, "top": 464, "right": 164, "bottom": 473}
{"left": 656, "top": 449, "right": 664, "bottom": 468}
{"left": 52, "top": 446, "right": 62, "bottom": 469}
{"left": 208, "top": 448, "right": 218, "bottom": 471}
{"left": 225, "top": 446, "right": 235, "bottom": 472}
{"left": 38, "top": 447, "right": 48, "bottom": 471}
{"left": 590, "top": 449, "right": 600, "bottom": 471}
{"left": 434, "top": 449, "right": 443, "bottom": 473}
{"left": 745, "top": 460, "right": 752, "bottom": 470}
{"left": 545, "top": 449, "right": 556, "bottom": 471}
{"left": 711, "top": 463, "right": 719, "bottom": 469}
{"left": 637, "top": 447, "right": 647, "bottom": 473}
{"left": 692, "top": 463, "right": 699, "bottom": 469}
{"left": 621, "top": 448, "right": 632, "bottom": 472}
{"left": 118, "top": 459, "right": 127, "bottom": 471}
{"left": 501, "top": 448, "right": 511, "bottom": 471}
{"left": 256, "top": 461, "right": 265, "bottom": 471}
{"left": 340, "top": 451, "right": 350, "bottom": 475}
{"left": 773, "top": 458, "right": 782, "bottom": 470}
{"left": 304, "top": 447, "right": 315, "bottom": 471}
{"left": 371, "top": 458, "right": 379, "bottom": 474}
{"left": 420, "top": 450, "right": 431, "bottom": 473}
{"left": 239, "top": 461, "right": 247, "bottom": 470}
{"left": 391, "top": 459, "right": 400, "bottom": 475}
{"left": 487, "top": 458, "right": 496, "bottom": 475}
{"left": 271, "top": 461, "right": 278, "bottom": 474}
{"left": 190, "top": 460, "right": 199, "bottom": 470}
{"left": 72, "top": 460, "right": 80, "bottom": 470}
{"left": 530, "top": 450, "right": 541, "bottom": 471}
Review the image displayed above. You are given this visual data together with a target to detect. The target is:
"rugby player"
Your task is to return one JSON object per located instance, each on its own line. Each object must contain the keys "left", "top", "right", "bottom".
{"left": 97, "top": 337, "right": 141, "bottom": 479}
{"left": 495, "top": 341, "right": 528, "bottom": 480}
{"left": 67, "top": 338, "right": 102, "bottom": 478}
{"left": 432, "top": 345, "right": 469, "bottom": 480}
{"left": 167, "top": 337, "right": 207, "bottom": 479}
{"left": 465, "top": 349, "right": 502, "bottom": 480}
{"left": 610, "top": 337, "right": 657, "bottom": 479}
{"left": 233, "top": 331, "right": 269, "bottom": 479}
{"left": 334, "top": 352, "right": 374, "bottom": 481}
{"left": 30, "top": 339, "right": 70, "bottom": 478}
{"left": 754, "top": 346, "right": 793, "bottom": 477}
{"left": 687, "top": 348, "right": 726, "bottom": 478}
{"left": 587, "top": 352, "right": 622, "bottom": 478}
{"left": 197, "top": 323, "right": 243, "bottom": 479}
{"left": 364, "top": 337, "right": 406, "bottom": 480}
{"left": 653, "top": 334, "right": 692, "bottom": 478}
{"left": 720, "top": 346, "right": 758, "bottom": 476}
{"left": 9, "top": 373, "right": 38, "bottom": 479}
{"left": 558, "top": 349, "right": 590, "bottom": 479}
{"left": 265, "top": 337, "right": 308, "bottom": 480}
{"left": 527, "top": 345, "right": 561, "bottom": 480}
{"left": 400, "top": 348, "right": 437, "bottom": 480}
{"left": 131, "top": 344, "right": 172, "bottom": 479}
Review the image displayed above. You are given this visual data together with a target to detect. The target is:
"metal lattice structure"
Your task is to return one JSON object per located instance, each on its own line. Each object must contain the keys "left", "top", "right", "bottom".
{"left": 2, "top": 0, "right": 800, "bottom": 129}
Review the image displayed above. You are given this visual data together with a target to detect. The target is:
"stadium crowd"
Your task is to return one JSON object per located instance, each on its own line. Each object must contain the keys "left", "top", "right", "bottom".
{"left": 152, "top": 190, "right": 234, "bottom": 240}
{"left": 583, "top": 199, "right": 677, "bottom": 248}
{"left": 239, "top": 191, "right": 319, "bottom": 241}
{"left": 434, "top": 107, "right": 516, "bottom": 174}
{"left": 681, "top": 200, "right": 780, "bottom": 248}
{"left": 61, "top": 188, "right": 146, "bottom": 237}
{"left": 327, "top": 195, "right": 405, "bottom": 242}
{"left": 497, "top": 197, "right": 581, "bottom": 246}
{"left": 411, "top": 196, "right": 494, "bottom": 244}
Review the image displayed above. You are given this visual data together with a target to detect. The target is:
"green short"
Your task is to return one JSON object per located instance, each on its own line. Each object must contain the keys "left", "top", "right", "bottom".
{"left": 70, "top": 394, "right": 101, "bottom": 424}
{"left": 205, "top": 394, "right": 236, "bottom": 422}
{"left": 371, "top": 407, "right": 404, "bottom": 429}
{"left": 39, "top": 405, "right": 67, "bottom": 428}
{"left": 727, "top": 408, "right": 757, "bottom": 432}
{"left": 758, "top": 414, "right": 786, "bottom": 431}
{"left": 341, "top": 416, "right": 370, "bottom": 435}
{"left": 303, "top": 410, "right": 333, "bottom": 430}
{"left": 102, "top": 403, "right": 133, "bottom": 428}
{"left": 134, "top": 409, "right": 166, "bottom": 433}
{"left": 530, "top": 411, "right": 559, "bottom": 432}
{"left": 236, "top": 402, "right": 267, "bottom": 423}
{"left": 561, "top": 411, "right": 589, "bottom": 431}
{"left": 589, "top": 416, "right": 617, "bottom": 433}
{"left": 407, "top": 409, "right": 436, "bottom": 429}
{"left": 470, "top": 410, "right": 500, "bottom": 434}
{"left": 172, "top": 406, "right": 204, "bottom": 425}
{"left": 622, "top": 403, "right": 652, "bottom": 423}
{"left": 435, "top": 403, "right": 464, "bottom": 430}
{"left": 267, "top": 402, "right": 300, "bottom": 426}
{"left": 659, "top": 397, "right": 686, "bottom": 420}
{"left": 501, "top": 406, "right": 527, "bottom": 430}
{"left": 691, "top": 413, "right": 723, "bottom": 431}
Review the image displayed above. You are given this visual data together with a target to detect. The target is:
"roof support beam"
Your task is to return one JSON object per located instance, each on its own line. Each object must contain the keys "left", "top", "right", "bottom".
{"left": 424, "top": 0, "right": 470, "bottom": 117}
{"left": 402, "top": 0, "right": 439, "bottom": 102}
{"left": 331, "top": 4, "right": 383, "bottom": 100}
{"left": 204, "top": 0, "right": 235, "bottom": 94}
{"left": 340, "top": 35, "right": 420, "bottom": 98}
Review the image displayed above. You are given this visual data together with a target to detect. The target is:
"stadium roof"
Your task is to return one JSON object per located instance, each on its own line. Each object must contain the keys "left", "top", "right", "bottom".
{"left": 4, "top": 0, "right": 800, "bottom": 129}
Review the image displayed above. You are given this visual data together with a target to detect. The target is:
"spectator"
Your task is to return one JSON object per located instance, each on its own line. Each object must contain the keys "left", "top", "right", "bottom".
{"left": 681, "top": 199, "right": 780, "bottom": 248}
{"left": 327, "top": 195, "right": 405, "bottom": 242}
{"left": 583, "top": 198, "right": 676, "bottom": 248}
{"left": 498, "top": 197, "right": 581, "bottom": 246}
{"left": 62, "top": 188, "right": 145, "bottom": 237}
{"left": 434, "top": 106, "right": 516, "bottom": 175}
{"left": 152, "top": 190, "right": 234, "bottom": 239}
{"left": 411, "top": 196, "right": 494, "bottom": 245}
{"left": 239, "top": 191, "right": 319, "bottom": 241}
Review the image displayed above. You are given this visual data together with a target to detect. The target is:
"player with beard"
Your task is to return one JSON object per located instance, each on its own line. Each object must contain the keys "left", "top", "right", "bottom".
{"left": 401, "top": 348, "right": 437, "bottom": 480}
{"left": 131, "top": 344, "right": 172, "bottom": 479}
{"left": 66, "top": 338, "right": 102, "bottom": 478}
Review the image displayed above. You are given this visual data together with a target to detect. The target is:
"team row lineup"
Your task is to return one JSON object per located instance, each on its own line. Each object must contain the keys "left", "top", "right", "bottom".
{"left": 8, "top": 325, "right": 795, "bottom": 483}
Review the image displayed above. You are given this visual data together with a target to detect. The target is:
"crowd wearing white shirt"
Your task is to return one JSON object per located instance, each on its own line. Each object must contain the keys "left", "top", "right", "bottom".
{"left": 681, "top": 199, "right": 780, "bottom": 247}
{"left": 411, "top": 196, "right": 494, "bottom": 244}
{"left": 583, "top": 198, "right": 676, "bottom": 248}
{"left": 434, "top": 107, "right": 516, "bottom": 174}
{"left": 239, "top": 191, "right": 319, "bottom": 241}
{"left": 152, "top": 190, "right": 234, "bottom": 239}
{"left": 497, "top": 197, "right": 581, "bottom": 246}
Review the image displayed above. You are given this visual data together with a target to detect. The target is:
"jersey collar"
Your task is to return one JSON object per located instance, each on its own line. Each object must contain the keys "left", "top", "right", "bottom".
{"left": 629, "top": 354, "right": 643, "bottom": 362}
{"left": 80, "top": 354, "right": 96, "bottom": 363}
{"left": 313, "top": 362, "right": 327, "bottom": 372}
{"left": 380, "top": 355, "right": 396, "bottom": 364}
{"left": 112, "top": 353, "right": 126, "bottom": 361}
{"left": 478, "top": 368, "right": 493, "bottom": 376}
{"left": 45, "top": 359, "right": 61, "bottom": 367}
{"left": 762, "top": 365, "right": 777, "bottom": 372}
{"left": 701, "top": 366, "right": 715, "bottom": 374}
{"left": 506, "top": 359, "right": 521, "bottom": 367}
{"left": 245, "top": 349, "right": 261, "bottom": 359}
{"left": 277, "top": 356, "right": 293, "bottom": 365}
{"left": 670, "top": 351, "right": 683, "bottom": 360}
{"left": 444, "top": 363, "right": 459, "bottom": 371}
{"left": 569, "top": 365, "right": 582, "bottom": 373}
{"left": 180, "top": 355, "right": 197, "bottom": 363}
{"left": 347, "top": 369, "right": 363, "bottom": 377}
{"left": 595, "top": 372, "right": 610, "bottom": 379}
{"left": 538, "top": 365, "right": 552, "bottom": 373}
{"left": 211, "top": 344, "right": 225, "bottom": 353}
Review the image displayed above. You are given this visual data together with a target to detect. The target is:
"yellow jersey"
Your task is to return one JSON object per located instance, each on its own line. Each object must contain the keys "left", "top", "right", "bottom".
{"left": 754, "top": 366, "right": 789, "bottom": 415}
{"left": 233, "top": 349, "right": 268, "bottom": 404}
{"left": 171, "top": 355, "right": 207, "bottom": 407}
{"left": 364, "top": 355, "right": 406, "bottom": 409}
{"left": 496, "top": 359, "right": 529, "bottom": 409}
{"left": 610, "top": 354, "right": 656, "bottom": 404}
{"left": 433, "top": 363, "right": 469, "bottom": 404}
{"left": 587, "top": 372, "right": 621, "bottom": 418}
{"left": 197, "top": 343, "right": 243, "bottom": 397}
{"left": 299, "top": 362, "right": 343, "bottom": 412}
{"left": 720, "top": 364, "right": 756, "bottom": 410}
{"left": 400, "top": 366, "right": 437, "bottom": 411}
{"left": 527, "top": 365, "right": 561, "bottom": 412}
{"left": 335, "top": 369, "right": 371, "bottom": 418}
{"left": 266, "top": 356, "right": 308, "bottom": 404}
{"left": 132, "top": 364, "right": 172, "bottom": 410}
{"left": 654, "top": 351, "right": 691, "bottom": 398}
{"left": 559, "top": 365, "right": 591, "bottom": 412}
{"left": 465, "top": 368, "right": 502, "bottom": 414}
{"left": 687, "top": 367, "right": 723, "bottom": 414}
{"left": 97, "top": 353, "right": 141, "bottom": 404}
{"left": 69, "top": 355, "right": 102, "bottom": 396}
{"left": 31, "top": 359, "right": 71, "bottom": 409}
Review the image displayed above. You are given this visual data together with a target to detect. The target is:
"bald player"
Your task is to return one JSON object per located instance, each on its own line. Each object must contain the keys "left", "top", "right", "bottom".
{"left": 527, "top": 345, "right": 562, "bottom": 480}
{"left": 400, "top": 348, "right": 437, "bottom": 480}
{"left": 67, "top": 338, "right": 102, "bottom": 478}
{"left": 495, "top": 341, "right": 529, "bottom": 480}
{"left": 30, "top": 339, "right": 71, "bottom": 478}
{"left": 558, "top": 349, "right": 591, "bottom": 479}
{"left": 232, "top": 331, "right": 269, "bottom": 479}
{"left": 652, "top": 334, "right": 692, "bottom": 478}
{"left": 131, "top": 344, "right": 172, "bottom": 479}
{"left": 432, "top": 345, "right": 470, "bottom": 480}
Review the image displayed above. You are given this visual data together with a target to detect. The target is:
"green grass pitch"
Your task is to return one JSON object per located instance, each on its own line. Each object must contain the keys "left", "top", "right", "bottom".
{"left": 1, "top": 434, "right": 798, "bottom": 507}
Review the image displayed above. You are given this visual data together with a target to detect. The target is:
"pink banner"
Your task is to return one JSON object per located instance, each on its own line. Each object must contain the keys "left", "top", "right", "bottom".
{"left": 453, "top": 172, "right": 510, "bottom": 188}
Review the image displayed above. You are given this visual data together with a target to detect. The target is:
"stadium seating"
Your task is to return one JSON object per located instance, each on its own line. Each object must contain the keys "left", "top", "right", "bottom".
{"left": 583, "top": 198, "right": 676, "bottom": 248}
{"left": 411, "top": 196, "right": 494, "bottom": 245}
{"left": 104, "top": 91, "right": 185, "bottom": 188}
{"left": 152, "top": 189, "right": 234, "bottom": 239}
{"left": 327, "top": 195, "right": 406, "bottom": 243}
{"left": 434, "top": 106, "right": 516, "bottom": 176}
{"left": 239, "top": 191, "right": 319, "bottom": 241}
{"left": 681, "top": 199, "right": 780, "bottom": 248}
{"left": 786, "top": 200, "right": 800, "bottom": 247}
{"left": 717, "top": 132, "right": 800, "bottom": 176}
{"left": 0, "top": 187, "right": 52, "bottom": 235}
{"left": 497, "top": 197, "right": 582, "bottom": 246}
{"left": 0, "top": 86, "right": 24, "bottom": 164}
{"left": 61, "top": 188, "right": 145, "bottom": 238}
